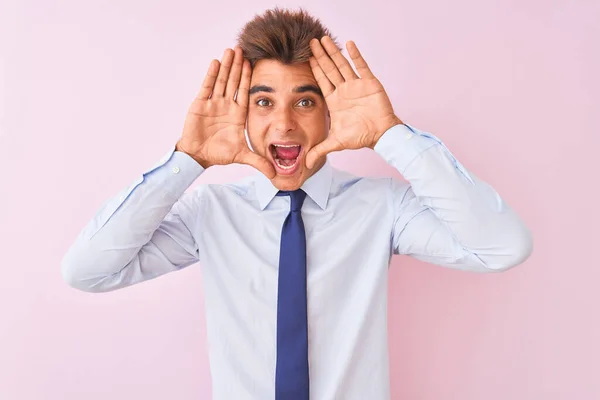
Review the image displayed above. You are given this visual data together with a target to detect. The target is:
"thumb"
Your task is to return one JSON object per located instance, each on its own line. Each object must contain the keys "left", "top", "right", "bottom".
{"left": 238, "top": 148, "right": 276, "bottom": 179}
{"left": 305, "top": 136, "right": 343, "bottom": 170}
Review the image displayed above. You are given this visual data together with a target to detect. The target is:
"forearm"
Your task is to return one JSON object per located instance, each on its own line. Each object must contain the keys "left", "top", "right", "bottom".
{"left": 61, "top": 149, "right": 204, "bottom": 291}
{"left": 377, "top": 124, "right": 533, "bottom": 270}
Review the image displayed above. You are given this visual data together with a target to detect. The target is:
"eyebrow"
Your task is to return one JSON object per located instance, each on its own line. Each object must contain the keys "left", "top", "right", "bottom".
{"left": 249, "top": 84, "right": 323, "bottom": 98}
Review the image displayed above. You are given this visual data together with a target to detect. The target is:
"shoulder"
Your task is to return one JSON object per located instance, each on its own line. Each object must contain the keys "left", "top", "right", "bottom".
{"left": 330, "top": 166, "right": 398, "bottom": 195}
{"left": 329, "top": 166, "right": 414, "bottom": 209}
{"left": 180, "top": 173, "right": 257, "bottom": 208}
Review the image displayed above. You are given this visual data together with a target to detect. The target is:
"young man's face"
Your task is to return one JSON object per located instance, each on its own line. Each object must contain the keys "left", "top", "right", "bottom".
{"left": 247, "top": 59, "right": 330, "bottom": 191}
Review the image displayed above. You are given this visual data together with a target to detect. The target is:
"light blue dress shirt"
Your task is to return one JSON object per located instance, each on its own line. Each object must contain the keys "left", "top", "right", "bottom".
{"left": 62, "top": 123, "right": 533, "bottom": 400}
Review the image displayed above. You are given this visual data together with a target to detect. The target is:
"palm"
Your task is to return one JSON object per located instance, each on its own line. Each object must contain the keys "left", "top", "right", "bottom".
{"left": 184, "top": 96, "right": 247, "bottom": 165}
{"left": 324, "top": 77, "right": 395, "bottom": 149}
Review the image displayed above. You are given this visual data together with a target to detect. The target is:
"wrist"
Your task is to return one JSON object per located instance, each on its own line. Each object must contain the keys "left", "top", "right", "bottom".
{"left": 175, "top": 140, "right": 212, "bottom": 169}
{"left": 370, "top": 115, "right": 403, "bottom": 149}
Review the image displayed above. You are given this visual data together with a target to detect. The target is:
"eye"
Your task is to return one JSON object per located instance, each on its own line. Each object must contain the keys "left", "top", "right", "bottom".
{"left": 255, "top": 98, "right": 315, "bottom": 108}
{"left": 256, "top": 98, "right": 272, "bottom": 107}
{"left": 297, "top": 98, "right": 315, "bottom": 107}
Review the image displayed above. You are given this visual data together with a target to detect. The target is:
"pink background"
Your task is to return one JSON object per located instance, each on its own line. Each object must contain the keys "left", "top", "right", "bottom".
{"left": 1, "top": 0, "right": 598, "bottom": 399}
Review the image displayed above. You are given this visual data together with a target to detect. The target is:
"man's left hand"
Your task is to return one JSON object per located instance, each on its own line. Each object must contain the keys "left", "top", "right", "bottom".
{"left": 305, "top": 36, "right": 403, "bottom": 169}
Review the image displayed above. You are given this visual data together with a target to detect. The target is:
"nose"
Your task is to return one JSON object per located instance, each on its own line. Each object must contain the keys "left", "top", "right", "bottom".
{"left": 272, "top": 107, "right": 297, "bottom": 134}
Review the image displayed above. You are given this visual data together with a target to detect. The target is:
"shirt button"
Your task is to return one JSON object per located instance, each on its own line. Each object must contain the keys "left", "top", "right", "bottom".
{"left": 405, "top": 133, "right": 413, "bottom": 140}
{"left": 172, "top": 166, "right": 180, "bottom": 174}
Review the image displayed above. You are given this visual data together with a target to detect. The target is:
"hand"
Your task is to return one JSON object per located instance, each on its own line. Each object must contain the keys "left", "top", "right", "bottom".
{"left": 305, "top": 37, "right": 403, "bottom": 169}
{"left": 176, "top": 47, "right": 276, "bottom": 178}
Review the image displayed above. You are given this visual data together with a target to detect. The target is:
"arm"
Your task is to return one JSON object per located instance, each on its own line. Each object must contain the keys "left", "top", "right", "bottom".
{"left": 295, "top": 37, "right": 532, "bottom": 270}
{"left": 375, "top": 123, "right": 533, "bottom": 272}
{"left": 61, "top": 150, "right": 205, "bottom": 292}
{"left": 62, "top": 46, "right": 276, "bottom": 292}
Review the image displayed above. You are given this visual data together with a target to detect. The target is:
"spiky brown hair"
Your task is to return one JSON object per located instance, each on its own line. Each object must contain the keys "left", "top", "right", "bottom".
{"left": 237, "top": 7, "right": 341, "bottom": 68}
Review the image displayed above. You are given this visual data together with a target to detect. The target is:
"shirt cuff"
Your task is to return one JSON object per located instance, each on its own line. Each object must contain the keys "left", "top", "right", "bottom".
{"left": 373, "top": 123, "right": 439, "bottom": 174}
{"left": 144, "top": 148, "right": 206, "bottom": 199}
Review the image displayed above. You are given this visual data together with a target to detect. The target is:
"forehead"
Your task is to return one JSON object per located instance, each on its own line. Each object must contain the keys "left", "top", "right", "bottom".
{"left": 250, "top": 59, "right": 317, "bottom": 88}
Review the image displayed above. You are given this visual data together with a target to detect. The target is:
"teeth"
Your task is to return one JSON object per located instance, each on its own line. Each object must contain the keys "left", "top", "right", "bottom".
{"left": 273, "top": 144, "right": 300, "bottom": 148}
{"left": 275, "top": 158, "right": 297, "bottom": 170}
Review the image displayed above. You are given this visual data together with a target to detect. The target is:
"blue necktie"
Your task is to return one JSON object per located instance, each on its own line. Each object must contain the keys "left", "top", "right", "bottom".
{"left": 275, "top": 189, "right": 309, "bottom": 400}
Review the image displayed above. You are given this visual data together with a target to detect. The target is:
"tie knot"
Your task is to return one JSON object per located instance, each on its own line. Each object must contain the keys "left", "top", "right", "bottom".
{"left": 278, "top": 189, "right": 307, "bottom": 211}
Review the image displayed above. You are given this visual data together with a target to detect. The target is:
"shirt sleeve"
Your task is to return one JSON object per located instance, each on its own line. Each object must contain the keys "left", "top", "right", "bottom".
{"left": 374, "top": 123, "right": 533, "bottom": 272}
{"left": 61, "top": 148, "right": 205, "bottom": 292}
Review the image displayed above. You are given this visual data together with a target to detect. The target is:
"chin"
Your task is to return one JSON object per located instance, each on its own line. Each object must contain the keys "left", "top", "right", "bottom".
{"left": 270, "top": 155, "right": 326, "bottom": 191}
{"left": 271, "top": 171, "right": 305, "bottom": 191}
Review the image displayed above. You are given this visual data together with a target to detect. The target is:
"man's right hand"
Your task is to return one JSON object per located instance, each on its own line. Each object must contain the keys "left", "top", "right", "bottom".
{"left": 176, "top": 47, "right": 276, "bottom": 179}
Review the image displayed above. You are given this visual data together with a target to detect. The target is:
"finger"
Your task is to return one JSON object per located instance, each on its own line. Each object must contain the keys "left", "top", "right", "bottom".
{"left": 310, "top": 37, "right": 345, "bottom": 87}
{"left": 346, "top": 41, "right": 375, "bottom": 79}
{"left": 321, "top": 36, "right": 358, "bottom": 81}
{"left": 305, "top": 136, "right": 344, "bottom": 170}
{"left": 197, "top": 59, "right": 220, "bottom": 100}
{"left": 225, "top": 47, "right": 243, "bottom": 99}
{"left": 309, "top": 56, "right": 335, "bottom": 97}
{"left": 236, "top": 59, "right": 252, "bottom": 107}
{"left": 238, "top": 148, "right": 276, "bottom": 179}
{"left": 212, "top": 48, "right": 234, "bottom": 98}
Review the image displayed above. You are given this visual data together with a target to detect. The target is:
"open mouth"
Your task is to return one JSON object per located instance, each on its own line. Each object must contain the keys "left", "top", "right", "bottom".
{"left": 269, "top": 143, "right": 303, "bottom": 175}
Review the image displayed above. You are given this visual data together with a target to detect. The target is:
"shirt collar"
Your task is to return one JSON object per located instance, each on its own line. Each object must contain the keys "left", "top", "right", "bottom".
{"left": 255, "top": 159, "right": 333, "bottom": 211}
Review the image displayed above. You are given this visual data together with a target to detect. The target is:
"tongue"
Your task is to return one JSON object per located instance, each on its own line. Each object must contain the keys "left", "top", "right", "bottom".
{"left": 275, "top": 146, "right": 300, "bottom": 160}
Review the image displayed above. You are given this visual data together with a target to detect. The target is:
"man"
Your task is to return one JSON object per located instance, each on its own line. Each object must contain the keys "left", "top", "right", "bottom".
{"left": 61, "top": 7, "right": 533, "bottom": 400}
